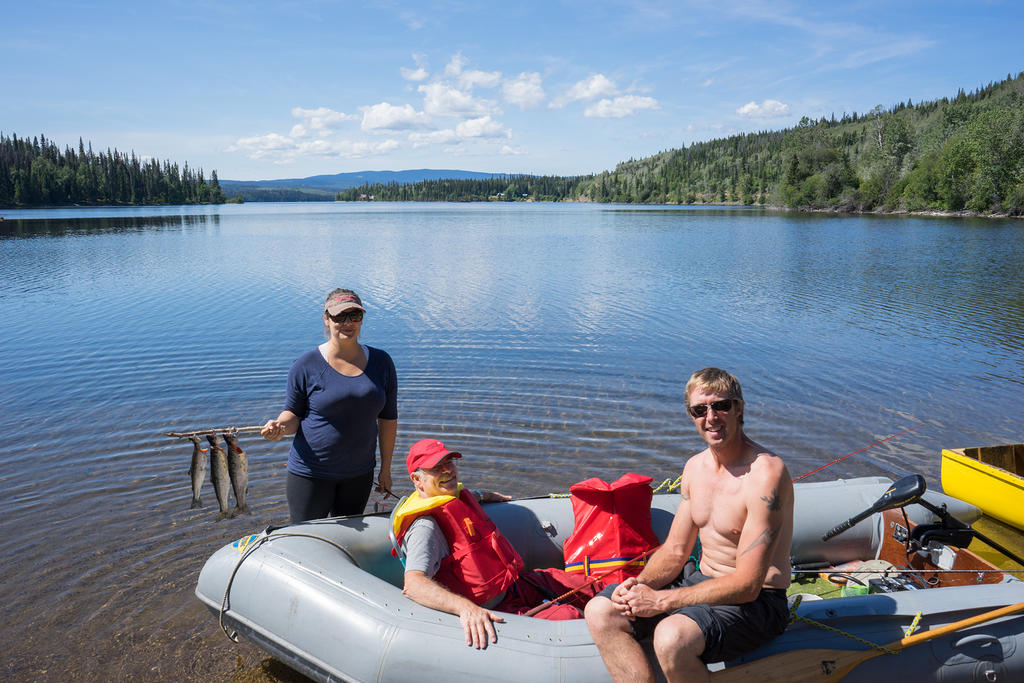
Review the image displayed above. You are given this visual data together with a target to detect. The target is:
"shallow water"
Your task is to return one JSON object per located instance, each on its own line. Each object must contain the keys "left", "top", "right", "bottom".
{"left": 1, "top": 202, "right": 1022, "bottom": 680}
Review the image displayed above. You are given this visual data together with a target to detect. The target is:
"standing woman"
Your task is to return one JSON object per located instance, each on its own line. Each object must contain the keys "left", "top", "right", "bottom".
{"left": 262, "top": 288, "right": 398, "bottom": 522}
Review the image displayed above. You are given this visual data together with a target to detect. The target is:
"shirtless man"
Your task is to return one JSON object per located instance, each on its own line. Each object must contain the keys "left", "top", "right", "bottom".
{"left": 585, "top": 367, "right": 793, "bottom": 682}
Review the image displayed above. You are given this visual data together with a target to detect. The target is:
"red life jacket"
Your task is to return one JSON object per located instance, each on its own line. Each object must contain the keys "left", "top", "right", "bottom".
{"left": 393, "top": 488, "right": 524, "bottom": 604}
{"left": 563, "top": 472, "right": 660, "bottom": 583}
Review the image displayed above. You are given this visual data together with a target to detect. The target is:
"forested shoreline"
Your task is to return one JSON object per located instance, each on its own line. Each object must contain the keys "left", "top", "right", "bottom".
{"left": 339, "top": 72, "right": 1024, "bottom": 216}
{"left": 0, "top": 134, "right": 225, "bottom": 208}
{"left": 5, "top": 73, "right": 1021, "bottom": 214}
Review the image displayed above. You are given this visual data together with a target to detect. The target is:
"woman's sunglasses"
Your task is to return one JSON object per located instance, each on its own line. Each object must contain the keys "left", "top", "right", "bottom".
{"left": 687, "top": 398, "right": 734, "bottom": 418}
{"left": 326, "top": 310, "right": 364, "bottom": 323}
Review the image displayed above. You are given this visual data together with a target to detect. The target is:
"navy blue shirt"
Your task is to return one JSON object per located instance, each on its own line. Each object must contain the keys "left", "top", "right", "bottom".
{"left": 284, "top": 346, "right": 398, "bottom": 479}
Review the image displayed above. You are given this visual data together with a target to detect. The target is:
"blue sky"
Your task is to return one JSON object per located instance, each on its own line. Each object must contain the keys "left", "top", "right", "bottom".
{"left": 4, "top": 1, "right": 1021, "bottom": 181}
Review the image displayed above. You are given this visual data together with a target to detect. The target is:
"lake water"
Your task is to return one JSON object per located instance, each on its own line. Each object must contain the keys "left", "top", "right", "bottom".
{"left": 1, "top": 202, "right": 1022, "bottom": 681}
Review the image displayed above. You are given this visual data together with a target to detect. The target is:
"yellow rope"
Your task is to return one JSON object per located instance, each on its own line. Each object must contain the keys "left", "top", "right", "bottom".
{"left": 905, "top": 611, "right": 923, "bottom": 636}
{"left": 786, "top": 596, "right": 922, "bottom": 655}
{"left": 547, "top": 474, "right": 683, "bottom": 499}
{"left": 651, "top": 475, "right": 683, "bottom": 493}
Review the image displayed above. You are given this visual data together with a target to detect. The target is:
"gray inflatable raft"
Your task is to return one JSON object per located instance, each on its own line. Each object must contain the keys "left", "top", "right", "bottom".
{"left": 195, "top": 476, "right": 1024, "bottom": 682}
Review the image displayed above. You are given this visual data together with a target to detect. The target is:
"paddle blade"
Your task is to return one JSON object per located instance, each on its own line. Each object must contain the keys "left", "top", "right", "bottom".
{"left": 711, "top": 646, "right": 882, "bottom": 683}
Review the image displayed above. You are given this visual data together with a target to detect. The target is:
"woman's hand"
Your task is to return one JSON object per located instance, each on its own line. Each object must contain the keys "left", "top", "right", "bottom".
{"left": 376, "top": 470, "right": 393, "bottom": 494}
{"left": 261, "top": 419, "right": 286, "bottom": 441}
{"left": 261, "top": 412, "right": 298, "bottom": 441}
{"left": 262, "top": 419, "right": 290, "bottom": 440}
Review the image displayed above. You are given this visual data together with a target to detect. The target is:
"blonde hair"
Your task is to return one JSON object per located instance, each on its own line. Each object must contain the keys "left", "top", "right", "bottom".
{"left": 685, "top": 367, "right": 744, "bottom": 422}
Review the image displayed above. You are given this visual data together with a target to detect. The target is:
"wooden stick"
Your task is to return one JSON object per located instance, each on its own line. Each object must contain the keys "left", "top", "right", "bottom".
{"left": 165, "top": 425, "right": 277, "bottom": 438}
{"left": 710, "top": 600, "right": 1024, "bottom": 682}
{"left": 522, "top": 545, "right": 661, "bottom": 617}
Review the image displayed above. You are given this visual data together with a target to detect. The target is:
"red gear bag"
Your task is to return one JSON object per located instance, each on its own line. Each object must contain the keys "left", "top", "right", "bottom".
{"left": 562, "top": 472, "right": 660, "bottom": 583}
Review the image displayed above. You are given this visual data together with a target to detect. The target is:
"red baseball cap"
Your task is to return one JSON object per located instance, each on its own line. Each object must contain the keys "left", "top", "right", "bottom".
{"left": 407, "top": 438, "right": 461, "bottom": 475}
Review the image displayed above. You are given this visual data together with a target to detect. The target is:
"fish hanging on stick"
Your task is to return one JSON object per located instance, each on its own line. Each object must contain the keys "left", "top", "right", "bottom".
{"left": 206, "top": 433, "right": 233, "bottom": 520}
{"left": 188, "top": 435, "right": 207, "bottom": 509}
{"left": 223, "top": 432, "right": 250, "bottom": 515}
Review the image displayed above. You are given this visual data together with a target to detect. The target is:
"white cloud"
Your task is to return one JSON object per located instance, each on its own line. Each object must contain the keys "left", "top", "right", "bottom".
{"left": 552, "top": 74, "right": 618, "bottom": 108}
{"left": 226, "top": 133, "right": 398, "bottom": 161}
{"left": 437, "top": 52, "right": 501, "bottom": 90}
{"left": 226, "top": 133, "right": 296, "bottom": 158}
{"left": 401, "top": 53, "right": 429, "bottom": 82}
{"left": 455, "top": 116, "right": 507, "bottom": 139}
{"left": 289, "top": 106, "right": 357, "bottom": 138}
{"left": 408, "top": 116, "right": 508, "bottom": 148}
{"left": 838, "top": 39, "right": 935, "bottom": 69}
{"left": 401, "top": 66, "right": 429, "bottom": 82}
{"left": 360, "top": 102, "right": 430, "bottom": 132}
{"left": 295, "top": 138, "right": 400, "bottom": 158}
{"left": 501, "top": 144, "right": 526, "bottom": 156}
{"left": 736, "top": 99, "right": 791, "bottom": 118}
{"left": 503, "top": 72, "right": 545, "bottom": 109}
{"left": 397, "top": 10, "right": 428, "bottom": 30}
{"left": 418, "top": 82, "right": 498, "bottom": 117}
{"left": 409, "top": 129, "right": 458, "bottom": 147}
{"left": 459, "top": 69, "right": 502, "bottom": 90}
{"left": 584, "top": 95, "right": 660, "bottom": 118}
{"left": 444, "top": 52, "right": 469, "bottom": 77}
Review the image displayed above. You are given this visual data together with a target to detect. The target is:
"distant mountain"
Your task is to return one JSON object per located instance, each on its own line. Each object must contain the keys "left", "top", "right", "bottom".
{"left": 219, "top": 169, "right": 506, "bottom": 201}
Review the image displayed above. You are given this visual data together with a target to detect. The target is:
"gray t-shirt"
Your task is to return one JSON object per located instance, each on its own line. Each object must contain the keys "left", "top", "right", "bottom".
{"left": 402, "top": 516, "right": 449, "bottom": 576}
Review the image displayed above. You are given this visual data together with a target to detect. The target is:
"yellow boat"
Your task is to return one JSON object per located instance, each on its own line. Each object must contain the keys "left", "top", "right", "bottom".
{"left": 941, "top": 443, "right": 1024, "bottom": 530}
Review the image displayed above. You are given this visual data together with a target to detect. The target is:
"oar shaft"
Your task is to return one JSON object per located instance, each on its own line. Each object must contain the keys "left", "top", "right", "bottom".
{"left": 898, "top": 600, "right": 1024, "bottom": 649}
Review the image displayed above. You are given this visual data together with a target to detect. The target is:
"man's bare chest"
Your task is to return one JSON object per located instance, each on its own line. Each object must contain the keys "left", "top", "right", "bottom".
{"left": 690, "top": 483, "right": 748, "bottom": 541}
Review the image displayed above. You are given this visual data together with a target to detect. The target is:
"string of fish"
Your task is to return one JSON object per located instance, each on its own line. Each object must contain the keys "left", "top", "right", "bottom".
{"left": 183, "top": 431, "right": 250, "bottom": 520}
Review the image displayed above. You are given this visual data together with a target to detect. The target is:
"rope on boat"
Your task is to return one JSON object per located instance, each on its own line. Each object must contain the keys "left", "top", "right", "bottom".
{"left": 218, "top": 528, "right": 361, "bottom": 642}
{"left": 542, "top": 474, "right": 681, "bottom": 499}
{"left": 786, "top": 595, "right": 922, "bottom": 653}
{"left": 651, "top": 475, "right": 683, "bottom": 494}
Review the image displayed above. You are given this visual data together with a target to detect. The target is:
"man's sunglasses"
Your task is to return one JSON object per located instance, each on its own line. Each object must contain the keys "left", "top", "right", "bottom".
{"left": 687, "top": 399, "right": 735, "bottom": 418}
{"left": 326, "top": 310, "right": 364, "bottom": 323}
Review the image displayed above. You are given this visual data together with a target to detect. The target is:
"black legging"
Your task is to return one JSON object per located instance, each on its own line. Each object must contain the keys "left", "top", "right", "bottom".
{"left": 286, "top": 470, "right": 375, "bottom": 523}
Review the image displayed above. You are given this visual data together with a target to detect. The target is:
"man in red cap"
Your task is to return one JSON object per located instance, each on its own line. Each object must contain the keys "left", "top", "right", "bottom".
{"left": 391, "top": 438, "right": 601, "bottom": 649}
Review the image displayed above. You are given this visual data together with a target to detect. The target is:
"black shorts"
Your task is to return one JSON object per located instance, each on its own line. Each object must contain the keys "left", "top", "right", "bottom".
{"left": 598, "top": 561, "right": 789, "bottom": 664}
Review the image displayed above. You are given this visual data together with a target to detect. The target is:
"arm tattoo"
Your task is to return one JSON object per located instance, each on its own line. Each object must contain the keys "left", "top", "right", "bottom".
{"left": 740, "top": 526, "right": 780, "bottom": 557}
{"left": 760, "top": 489, "right": 781, "bottom": 511}
{"left": 679, "top": 480, "right": 689, "bottom": 501}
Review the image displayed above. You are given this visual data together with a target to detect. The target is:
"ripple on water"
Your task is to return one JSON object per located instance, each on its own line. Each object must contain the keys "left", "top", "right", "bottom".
{"left": 2, "top": 204, "right": 1023, "bottom": 681}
